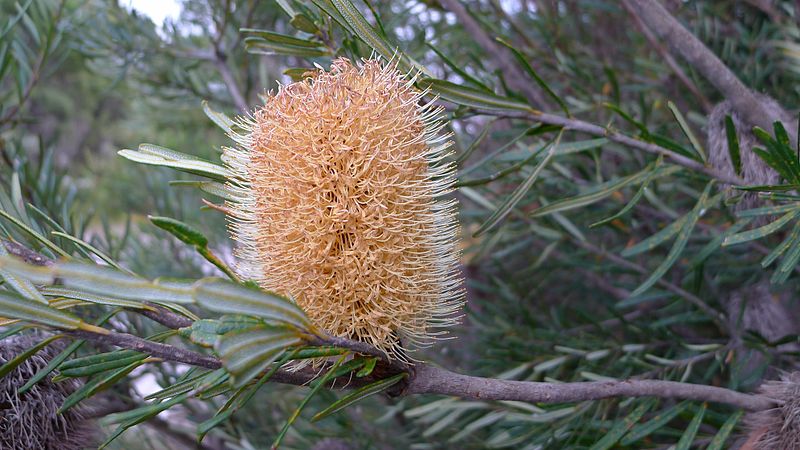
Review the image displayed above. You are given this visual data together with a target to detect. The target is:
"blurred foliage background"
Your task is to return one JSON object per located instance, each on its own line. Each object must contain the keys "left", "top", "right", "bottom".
{"left": 2, "top": 0, "right": 800, "bottom": 449}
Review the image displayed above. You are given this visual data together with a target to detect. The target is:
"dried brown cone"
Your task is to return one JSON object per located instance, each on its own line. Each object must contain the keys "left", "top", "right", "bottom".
{"left": 224, "top": 58, "right": 464, "bottom": 360}
{"left": 742, "top": 372, "right": 800, "bottom": 450}
{"left": 0, "top": 332, "right": 97, "bottom": 450}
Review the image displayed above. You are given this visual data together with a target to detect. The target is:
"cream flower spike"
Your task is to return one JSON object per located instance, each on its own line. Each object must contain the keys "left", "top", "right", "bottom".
{"left": 223, "top": 57, "right": 464, "bottom": 361}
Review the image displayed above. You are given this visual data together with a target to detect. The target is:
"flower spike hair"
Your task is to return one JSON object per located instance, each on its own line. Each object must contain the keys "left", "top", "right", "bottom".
{"left": 224, "top": 58, "right": 464, "bottom": 361}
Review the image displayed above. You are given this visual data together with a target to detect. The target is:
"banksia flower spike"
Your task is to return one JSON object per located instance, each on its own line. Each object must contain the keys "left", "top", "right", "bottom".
{"left": 224, "top": 58, "right": 464, "bottom": 361}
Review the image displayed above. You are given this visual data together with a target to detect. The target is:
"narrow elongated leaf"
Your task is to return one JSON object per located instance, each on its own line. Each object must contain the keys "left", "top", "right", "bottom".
{"left": 589, "top": 400, "right": 655, "bottom": 450}
{"left": 240, "top": 28, "right": 325, "bottom": 47}
{"left": 723, "top": 209, "right": 800, "bottom": 246}
{"left": 620, "top": 401, "right": 688, "bottom": 445}
{"left": 0, "top": 210, "right": 68, "bottom": 257}
{"left": 118, "top": 148, "right": 231, "bottom": 182}
{"left": 149, "top": 216, "right": 208, "bottom": 247}
{"left": 202, "top": 100, "right": 234, "bottom": 134}
{"left": 706, "top": 410, "right": 742, "bottom": 450}
{"left": 0, "top": 334, "right": 63, "bottom": 378}
{"left": 40, "top": 287, "right": 152, "bottom": 310}
{"left": 50, "top": 231, "right": 126, "bottom": 271}
{"left": 52, "top": 262, "right": 194, "bottom": 304}
{"left": 496, "top": 37, "right": 568, "bottom": 115}
{"left": 198, "top": 351, "right": 295, "bottom": 441}
{"left": 0, "top": 290, "right": 82, "bottom": 329}
{"left": 59, "top": 361, "right": 144, "bottom": 413}
{"left": 244, "top": 39, "right": 330, "bottom": 57}
{"left": 667, "top": 101, "right": 706, "bottom": 161}
{"left": 426, "top": 42, "right": 492, "bottom": 93}
{"left": 59, "top": 350, "right": 147, "bottom": 378}
{"left": 622, "top": 216, "right": 687, "bottom": 257}
{"left": 328, "top": 0, "right": 426, "bottom": 75}
{"left": 675, "top": 404, "right": 706, "bottom": 450}
{"left": 724, "top": 115, "right": 742, "bottom": 175}
{"left": 216, "top": 325, "right": 302, "bottom": 387}
{"left": 0, "top": 243, "right": 46, "bottom": 303}
{"left": 312, "top": 373, "right": 406, "bottom": 422}
{"left": 530, "top": 165, "right": 678, "bottom": 219}
{"left": 689, "top": 219, "right": 752, "bottom": 267}
{"left": 99, "top": 393, "right": 190, "bottom": 449}
{"left": 423, "top": 79, "right": 531, "bottom": 112}
{"left": 194, "top": 280, "right": 310, "bottom": 329}
{"left": 629, "top": 184, "right": 716, "bottom": 297}
{"left": 591, "top": 160, "right": 675, "bottom": 227}
{"left": 475, "top": 132, "right": 562, "bottom": 236}
{"left": 272, "top": 354, "right": 348, "bottom": 449}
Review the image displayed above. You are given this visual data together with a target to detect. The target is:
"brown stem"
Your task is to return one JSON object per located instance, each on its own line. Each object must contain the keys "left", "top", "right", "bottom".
{"left": 625, "top": 0, "right": 792, "bottom": 141}
{"left": 63, "top": 326, "right": 778, "bottom": 412}
{"left": 621, "top": 0, "right": 712, "bottom": 112}
{"left": 407, "top": 364, "right": 776, "bottom": 412}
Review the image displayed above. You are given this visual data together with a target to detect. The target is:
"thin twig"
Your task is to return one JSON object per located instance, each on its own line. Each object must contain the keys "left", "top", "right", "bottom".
{"left": 621, "top": 0, "right": 712, "bottom": 112}
{"left": 474, "top": 108, "right": 746, "bottom": 186}
{"left": 626, "top": 0, "right": 794, "bottom": 142}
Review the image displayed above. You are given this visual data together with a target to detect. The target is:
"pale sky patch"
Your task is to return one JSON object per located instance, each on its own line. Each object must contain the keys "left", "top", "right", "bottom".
{"left": 126, "top": 0, "right": 182, "bottom": 26}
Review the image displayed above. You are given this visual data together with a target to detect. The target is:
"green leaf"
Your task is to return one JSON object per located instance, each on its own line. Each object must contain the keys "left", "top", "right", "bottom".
{"left": 0, "top": 334, "right": 63, "bottom": 378}
{"left": 272, "top": 354, "right": 348, "bottom": 449}
{"left": 762, "top": 220, "right": 800, "bottom": 268}
{"left": 40, "top": 287, "right": 152, "bottom": 310}
{"left": 705, "top": 410, "right": 742, "bottom": 450}
{"left": 496, "top": 37, "right": 568, "bottom": 115}
{"left": 328, "top": 0, "right": 425, "bottom": 75}
{"left": 475, "top": 131, "right": 562, "bottom": 236}
{"left": 629, "top": 184, "right": 716, "bottom": 297}
{"left": 216, "top": 325, "right": 302, "bottom": 387}
{"left": 198, "top": 351, "right": 295, "bottom": 442}
{"left": 0, "top": 243, "right": 46, "bottom": 303}
{"left": 20, "top": 308, "right": 119, "bottom": 394}
{"left": 422, "top": 79, "right": 531, "bottom": 112}
{"left": 356, "top": 357, "right": 377, "bottom": 377}
{"left": 118, "top": 145, "right": 232, "bottom": 182}
{"left": 50, "top": 231, "right": 127, "bottom": 272}
{"left": 202, "top": 100, "right": 234, "bottom": 134}
{"left": 311, "top": 372, "right": 406, "bottom": 422}
{"left": 724, "top": 115, "right": 742, "bottom": 176}
{"left": 723, "top": 209, "right": 800, "bottom": 246}
{"left": 194, "top": 280, "right": 311, "bottom": 329}
{"left": 99, "top": 393, "right": 190, "bottom": 449}
{"left": 59, "top": 350, "right": 147, "bottom": 378}
{"left": 530, "top": 165, "right": 679, "bottom": 219}
{"left": 589, "top": 400, "right": 655, "bottom": 450}
{"left": 149, "top": 216, "right": 208, "bottom": 247}
{"left": 0, "top": 209, "right": 68, "bottom": 257}
{"left": 289, "top": 14, "right": 320, "bottom": 33}
{"left": 0, "top": 289, "right": 82, "bottom": 329}
{"left": 240, "top": 28, "right": 325, "bottom": 47}
{"left": 244, "top": 38, "right": 330, "bottom": 57}
{"left": 591, "top": 160, "right": 676, "bottom": 227}
{"left": 621, "top": 216, "right": 687, "bottom": 257}
{"left": 667, "top": 101, "right": 706, "bottom": 162}
{"left": 59, "top": 360, "right": 144, "bottom": 413}
{"left": 675, "top": 403, "right": 706, "bottom": 450}
{"left": 51, "top": 262, "right": 195, "bottom": 304}
{"left": 426, "top": 42, "right": 492, "bottom": 93}
{"left": 620, "top": 401, "right": 688, "bottom": 445}
{"left": 689, "top": 219, "right": 752, "bottom": 267}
